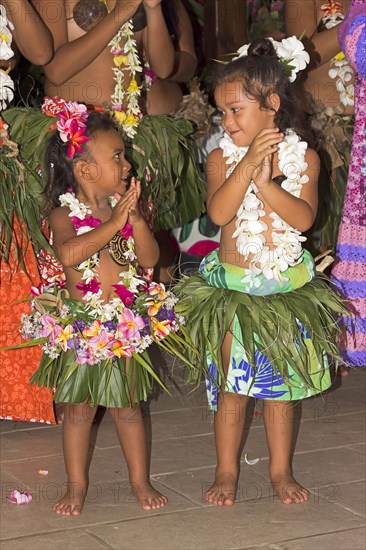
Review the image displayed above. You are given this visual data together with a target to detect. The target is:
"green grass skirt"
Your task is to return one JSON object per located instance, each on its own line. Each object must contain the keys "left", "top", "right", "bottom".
{"left": 175, "top": 251, "right": 349, "bottom": 409}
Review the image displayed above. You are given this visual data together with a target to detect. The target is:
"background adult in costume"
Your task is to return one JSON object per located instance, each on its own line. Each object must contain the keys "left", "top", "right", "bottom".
{"left": 285, "top": 0, "right": 354, "bottom": 252}
{"left": 35, "top": 0, "right": 205, "bottom": 233}
{"left": 176, "top": 37, "right": 349, "bottom": 506}
{"left": 0, "top": 2, "right": 55, "bottom": 423}
{"left": 331, "top": 0, "right": 366, "bottom": 369}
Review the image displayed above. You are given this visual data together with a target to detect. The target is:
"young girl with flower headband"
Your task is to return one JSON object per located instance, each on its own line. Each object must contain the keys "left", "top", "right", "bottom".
{"left": 176, "top": 37, "right": 349, "bottom": 506}
{"left": 19, "top": 108, "right": 193, "bottom": 515}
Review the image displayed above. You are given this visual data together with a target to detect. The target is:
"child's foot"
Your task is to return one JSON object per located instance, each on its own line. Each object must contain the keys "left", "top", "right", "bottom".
{"left": 337, "top": 365, "right": 350, "bottom": 377}
{"left": 205, "top": 471, "right": 238, "bottom": 506}
{"left": 270, "top": 471, "right": 309, "bottom": 504}
{"left": 131, "top": 481, "right": 168, "bottom": 510}
{"left": 52, "top": 483, "right": 87, "bottom": 516}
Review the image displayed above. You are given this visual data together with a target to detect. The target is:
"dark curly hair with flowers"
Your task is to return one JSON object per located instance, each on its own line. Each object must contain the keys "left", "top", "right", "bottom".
{"left": 44, "top": 112, "right": 117, "bottom": 213}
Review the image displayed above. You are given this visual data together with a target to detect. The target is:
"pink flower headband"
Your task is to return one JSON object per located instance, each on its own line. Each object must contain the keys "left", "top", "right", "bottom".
{"left": 42, "top": 97, "right": 90, "bottom": 159}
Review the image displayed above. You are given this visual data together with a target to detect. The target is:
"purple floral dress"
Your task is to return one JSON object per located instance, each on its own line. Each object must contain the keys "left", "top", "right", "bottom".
{"left": 331, "top": 0, "right": 366, "bottom": 366}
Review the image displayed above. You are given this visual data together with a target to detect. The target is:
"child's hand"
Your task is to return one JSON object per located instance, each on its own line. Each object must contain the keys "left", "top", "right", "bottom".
{"left": 115, "top": 0, "right": 142, "bottom": 20}
{"left": 245, "top": 128, "right": 283, "bottom": 173}
{"left": 143, "top": 0, "right": 162, "bottom": 9}
{"left": 252, "top": 154, "right": 273, "bottom": 189}
{"left": 110, "top": 189, "right": 136, "bottom": 231}
{"left": 127, "top": 178, "right": 143, "bottom": 224}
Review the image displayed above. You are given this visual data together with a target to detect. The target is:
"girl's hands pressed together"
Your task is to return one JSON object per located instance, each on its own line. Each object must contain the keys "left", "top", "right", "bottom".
{"left": 245, "top": 128, "right": 283, "bottom": 172}
{"left": 127, "top": 177, "right": 143, "bottom": 225}
{"left": 110, "top": 188, "right": 136, "bottom": 232}
{"left": 252, "top": 154, "right": 274, "bottom": 189}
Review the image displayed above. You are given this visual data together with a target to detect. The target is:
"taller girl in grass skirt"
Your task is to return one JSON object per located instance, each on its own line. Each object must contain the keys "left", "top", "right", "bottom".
{"left": 176, "top": 37, "right": 349, "bottom": 507}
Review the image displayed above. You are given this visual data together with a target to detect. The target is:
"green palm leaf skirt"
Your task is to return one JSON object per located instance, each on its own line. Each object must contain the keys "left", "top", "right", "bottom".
{"left": 175, "top": 249, "right": 350, "bottom": 410}
{"left": 31, "top": 348, "right": 154, "bottom": 408}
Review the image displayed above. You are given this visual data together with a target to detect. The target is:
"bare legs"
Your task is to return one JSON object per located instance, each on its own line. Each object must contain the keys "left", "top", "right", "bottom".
{"left": 110, "top": 405, "right": 168, "bottom": 510}
{"left": 53, "top": 402, "right": 167, "bottom": 516}
{"left": 205, "top": 333, "right": 249, "bottom": 505}
{"left": 263, "top": 401, "right": 309, "bottom": 504}
{"left": 53, "top": 401, "right": 97, "bottom": 516}
{"left": 205, "top": 392, "right": 249, "bottom": 505}
{"left": 205, "top": 334, "right": 309, "bottom": 506}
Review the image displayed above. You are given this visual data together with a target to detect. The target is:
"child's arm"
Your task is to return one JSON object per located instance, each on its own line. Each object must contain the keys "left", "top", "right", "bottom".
{"left": 34, "top": 0, "right": 142, "bottom": 86}
{"left": 2, "top": 0, "right": 53, "bottom": 65}
{"left": 253, "top": 148, "right": 320, "bottom": 232}
{"left": 50, "top": 190, "right": 137, "bottom": 268}
{"left": 142, "top": 0, "right": 175, "bottom": 79}
{"left": 207, "top": 129, "right": 283, "bottom": 226}
{"left": 285, "top": 0, "right": 342, "bottom": 68}
{"left": 143, "top": 0, "right": 197, "bottom": 82}
{"left": 126, "top": 179, "right": 160, "bottom": 268}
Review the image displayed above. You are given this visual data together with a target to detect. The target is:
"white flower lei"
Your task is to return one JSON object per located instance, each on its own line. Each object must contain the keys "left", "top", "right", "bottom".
{"left": 321, "top": 1, "right": 354, "bottom": 107}
{"left": 220, "top": 130, "right": 309, "bottom": 282}
{"left": 0, "top": 5, "right": 15, "bottom": 111}
{"left": 109, "top": 18, "right": 143, "bottom": 138}
{"left": 59, "top": 191, "right": 138, "bottom": 321}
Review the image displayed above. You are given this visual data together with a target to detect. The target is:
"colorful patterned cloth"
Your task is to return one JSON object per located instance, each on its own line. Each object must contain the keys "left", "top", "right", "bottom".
{"left": 176, "top": 251, "right": 349, "bottom": 411}
{"left": 331, "top": 1, "right": 366, "bottom": 366}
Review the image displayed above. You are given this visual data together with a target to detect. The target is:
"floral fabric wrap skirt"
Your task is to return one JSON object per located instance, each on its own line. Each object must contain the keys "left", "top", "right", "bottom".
{"left": 175, "top": 249, "right": 349, "bottom": 410}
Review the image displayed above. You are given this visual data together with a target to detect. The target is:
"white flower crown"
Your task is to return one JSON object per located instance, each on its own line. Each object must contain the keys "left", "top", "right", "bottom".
{"left": 233, "top": 36, "right": 310, "bottom": 83}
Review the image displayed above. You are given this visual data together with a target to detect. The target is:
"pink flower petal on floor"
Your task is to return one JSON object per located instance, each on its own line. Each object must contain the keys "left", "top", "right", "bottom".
{"left": 7, "top": 490, "right": 33, "bottom": 504}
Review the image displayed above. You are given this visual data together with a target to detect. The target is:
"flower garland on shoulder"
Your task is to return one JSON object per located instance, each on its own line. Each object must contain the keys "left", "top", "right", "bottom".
{"left": 321, "top": 0, "right": 354, "bottom": 107}
{"left": 0, "top": 5, "right": 14, "bottom": 110}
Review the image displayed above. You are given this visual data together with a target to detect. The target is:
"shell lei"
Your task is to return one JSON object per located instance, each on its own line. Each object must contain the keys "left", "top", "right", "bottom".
{"left": 220, "top": 130, "right": 309, "bottom": 282}
{"left": 321, "top": 0, "right": 354, "bottom": 107}
{"left": 58, "top": 191, "right": 136, "bottom": 320}
{"left": 0, "top": 5, "right": 15, "bottom": 111}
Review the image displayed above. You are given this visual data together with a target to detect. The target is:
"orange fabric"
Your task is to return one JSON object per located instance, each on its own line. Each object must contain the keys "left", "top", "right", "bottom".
{"left": 0, "top": 225, "right": 55, "bottom": 424}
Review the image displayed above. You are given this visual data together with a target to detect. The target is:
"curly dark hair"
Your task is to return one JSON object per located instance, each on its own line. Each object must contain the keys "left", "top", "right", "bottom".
{"left": 44, "top": 112, "right": 118, "bottom": 213}
{"left": 213, "top": 38, "right": 309, "bottom": 141}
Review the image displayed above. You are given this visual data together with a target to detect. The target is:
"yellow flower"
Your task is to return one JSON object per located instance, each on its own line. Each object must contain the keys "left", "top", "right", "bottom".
{"left": 127, "top": 78, "right": 142, "bottom": 93}
{"left": 114, "top": 55, "right": 129, "bottom": 68}
{"left": 334, "top": 51, "right": 345, "bottom": 61}
{"left": 55, "top": 325, "right": 74, "bottom": 352}
{"left": 113, "top": 111, "right": 127, "bottom": 124}
{"left": 124, "top": 113, "right": 139, "bottom": 126}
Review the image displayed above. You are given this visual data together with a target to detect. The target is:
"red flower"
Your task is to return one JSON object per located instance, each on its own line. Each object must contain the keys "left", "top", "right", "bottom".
{"left": 72, "top": 216, "right": 102, "bottom": 231}
{"left": 65, "top": 119, "right": 90, "bottom": 159}
{"left": 112, "top": 284, "right": 135, "bottom": 306}
{"left": 76, "top": 277, "right": 101, "bottom": 296}
{"left": 120, "top": 223, "right": 133, "bottom": 238}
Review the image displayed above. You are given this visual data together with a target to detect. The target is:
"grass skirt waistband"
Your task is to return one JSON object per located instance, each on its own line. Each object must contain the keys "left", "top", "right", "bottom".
{"left": 175, "top": 251, "right": 349, "bottom": 406}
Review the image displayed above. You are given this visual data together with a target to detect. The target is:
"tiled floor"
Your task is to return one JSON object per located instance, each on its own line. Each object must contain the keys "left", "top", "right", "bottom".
{"left": 1, "top": 364, "right": 365, "bottom": 550}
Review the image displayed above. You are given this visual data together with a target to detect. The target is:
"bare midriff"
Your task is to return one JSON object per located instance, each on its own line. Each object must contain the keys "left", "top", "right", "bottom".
{"left": 146, "top": 79, "right": 183, "bottom": 115}
{"left": 64, "top": 246, "right": 129, "bottom": 303}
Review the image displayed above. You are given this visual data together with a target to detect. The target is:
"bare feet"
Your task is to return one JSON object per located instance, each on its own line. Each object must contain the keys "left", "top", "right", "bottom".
{"left": 52, "top": 483, "right": 87, "bottom": 516}
{"left": 205, "top": 470, "right": 238, "bottom": 506}
{"left": 270, "top": 471, "right": 309, "bottom": 504}
{"left": 131, "top": 481, "right": 168, "bottom": 511}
